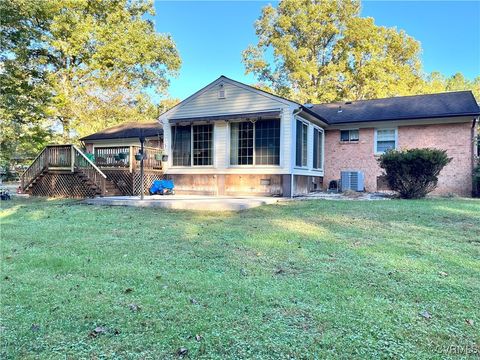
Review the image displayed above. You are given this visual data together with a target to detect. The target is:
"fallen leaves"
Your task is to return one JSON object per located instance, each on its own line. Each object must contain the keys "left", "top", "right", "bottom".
{"left": 89, "top": 326, "right": 107, "bottom": 338}
{"left": 465, "top": 319, "right": 474, "bottom": 326}
{"left": 124, "top": 288, "right": 133, "bottom": 294}
{"left": 438, "top": 271, "right": 448, "bottom": 277}
{"left": 419, "top": 310, "right": 432, "bottom": 320}
{"left": 31, "top": 324, "right": 40, "bottom": 332}
{"left": 129, "top": 303, "right": 141, "bottom": 312}
{"left": 176, "top": 347, "right": 188, "bottom": 357}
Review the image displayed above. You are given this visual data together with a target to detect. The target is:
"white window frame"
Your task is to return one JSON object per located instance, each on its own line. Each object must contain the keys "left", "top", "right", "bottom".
{"left": 228, "top": 119, "right": 281, "bottom": 167}
{"left": 295, "top": 118, "right": 309, "bottom": 169}
{"left": 312, "top": 125, "right": 325, "bottom": 171}
{"left": 374, "top": 128, "right": 398, "bottom": 155}
{"left": 171, "top": 124, "right": 215, "bottom": 168}
{"left": 340, "top": 129, "right": 359, "bottom": 142}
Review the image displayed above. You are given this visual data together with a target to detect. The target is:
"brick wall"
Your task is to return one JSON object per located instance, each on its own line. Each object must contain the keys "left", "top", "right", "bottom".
{"left": 324, "top": 121, "right": 475, "bottom": 196}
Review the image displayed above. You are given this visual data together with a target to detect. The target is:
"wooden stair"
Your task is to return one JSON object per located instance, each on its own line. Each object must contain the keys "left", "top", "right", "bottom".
{"left": 21, "top": 145, "right": 110, "bottom": 198}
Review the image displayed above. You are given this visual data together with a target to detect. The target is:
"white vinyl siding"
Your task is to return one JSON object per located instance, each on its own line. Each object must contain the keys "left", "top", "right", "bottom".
{"left": 169, "top": 81, "right": 286, "bottom": 119}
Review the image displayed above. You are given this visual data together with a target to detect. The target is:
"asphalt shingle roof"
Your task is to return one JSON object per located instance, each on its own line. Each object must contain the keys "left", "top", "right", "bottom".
{"left": 80, "top": 122, "right": 163, "bottom": 141}
{"left": 307, "top": 91, "right": 480, "bottom": 125}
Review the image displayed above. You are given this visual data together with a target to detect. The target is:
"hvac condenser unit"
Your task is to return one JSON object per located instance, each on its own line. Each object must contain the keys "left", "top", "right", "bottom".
{"left": 340, "top": 171, "right": 365, "bottom": 192}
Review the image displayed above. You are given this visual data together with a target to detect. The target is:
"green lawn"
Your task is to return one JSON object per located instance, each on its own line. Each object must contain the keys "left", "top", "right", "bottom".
{"left": 1, "top": 197, "right": 479, "bottom": 359}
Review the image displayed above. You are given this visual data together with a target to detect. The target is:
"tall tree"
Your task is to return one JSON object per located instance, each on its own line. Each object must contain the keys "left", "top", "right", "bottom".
{"left": 242, "top": 0, "right": 424, "bottom": 103}
{"left": 1, "top": 0, "right": 181, "bottom": 166}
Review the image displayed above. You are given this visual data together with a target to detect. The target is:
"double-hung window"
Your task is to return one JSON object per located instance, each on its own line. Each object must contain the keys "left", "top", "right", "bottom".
{"left": 375, "top": 128, "right": 397, "bottom": 154}
{"left": 230, "top": 119, "right": 280, "bottom": 166}
{"left": 172, "top": 124, "right": 213, "bottom": 166}
{"left": 296, "top": 120, "right": 308, "bottom": 167}
{"left": 340, "top": 129, "right": 359, "bottom": 142}
{"left": 313, "top": 127, "right": 324, "bottom": 170}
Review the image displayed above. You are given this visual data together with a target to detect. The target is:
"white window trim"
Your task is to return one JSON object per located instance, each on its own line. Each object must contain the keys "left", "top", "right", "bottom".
{"left": 295, "top": 117, "right": 310, "bottom": 169}
{"left": 340, "top": 129, "right": 359, "bottom": 142}
{"left": 374, "top": 128, "right": 398, "bottom": 155}
{"left": 312, "top": 125, "right": 325, "bottom": 171}
{"left": 227, "top": 119, "right": 282, "bottom": 167}
{"left": 170, "top": 124, "right": 215, "bottom": 168}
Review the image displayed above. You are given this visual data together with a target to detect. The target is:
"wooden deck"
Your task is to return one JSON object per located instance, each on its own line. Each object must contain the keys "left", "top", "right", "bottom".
{"left": 21, "top": 145, "right": 164, "bottom": 198}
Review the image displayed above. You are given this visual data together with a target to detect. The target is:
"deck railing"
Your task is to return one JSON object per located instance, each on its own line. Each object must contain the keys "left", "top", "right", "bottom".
{"left": 22, "top": 145, "right": 107, "bottom": 195}
{"left": 21, "top": 147, "right": 48, "bottom": 189}
{"left": 73, "top": 145, "right": 107, "bottom": 194}
{"left": 92, "top": 145, "right": 163, "bottom": 171}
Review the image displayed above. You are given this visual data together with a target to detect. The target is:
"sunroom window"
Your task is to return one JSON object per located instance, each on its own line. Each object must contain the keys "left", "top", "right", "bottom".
{"left": 230, "top": 119, "right": 280, "bottom": 166}
{"left": 313, "top": 128, "right": 324, "bottom": 169}
{"left": 375, "top": 128, "right": 397, "bottom": 153}
{"left": 172, "top": 124, "right": 213, "bottom": 166}
{"left": 296, "top": 120, "right": 308, "bottom": 167}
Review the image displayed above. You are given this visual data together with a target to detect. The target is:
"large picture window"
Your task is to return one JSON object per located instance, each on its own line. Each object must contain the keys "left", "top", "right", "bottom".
{"left": 172, "top": 125, "right": 191, "bottom": 166}
{"left": 193, "top": 124, "right": 213, "bottom": 166}
{"left": 296, "top": 120, "right": 308, "bottom": 167}
{"left": 172, "top": 124, "right": 213, "bottom": 166}
{"left": 230, "top": 119, "right": 280, "bottom": 166}
{"left": 313, "top": 128, "right": 323, "bottom": 169}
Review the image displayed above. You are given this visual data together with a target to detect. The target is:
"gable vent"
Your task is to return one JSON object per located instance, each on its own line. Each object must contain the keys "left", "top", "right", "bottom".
{"left": 340, "top": 171, "right": 364, "bottom": 192}
{"left": 218, "top": 84, "right": 226, "bottom": 99}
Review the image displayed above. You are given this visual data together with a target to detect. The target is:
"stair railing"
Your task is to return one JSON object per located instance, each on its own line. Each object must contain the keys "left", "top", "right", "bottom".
{"left": 72, "top": 145, "right": 107, "bottom": 195}
{"left": 21, "top": 147, "right": 48, "bottom": 191}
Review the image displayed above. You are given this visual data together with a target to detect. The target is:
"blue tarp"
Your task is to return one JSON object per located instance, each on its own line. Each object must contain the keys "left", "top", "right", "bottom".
{"left": 149, "top": 180, "right": 174, "bottom": 195}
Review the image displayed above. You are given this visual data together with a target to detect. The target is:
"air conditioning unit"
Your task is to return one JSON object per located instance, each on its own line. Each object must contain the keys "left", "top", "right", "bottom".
{"left": 340, "top": 171, "right": 365, "bottom": 192}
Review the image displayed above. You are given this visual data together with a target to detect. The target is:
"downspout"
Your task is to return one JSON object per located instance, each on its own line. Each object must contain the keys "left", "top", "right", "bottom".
{"left": 472, "top": 117, "right": 478, "bottom": 196}
{"left": 290, "top": 107, "right": 303, "bottom": 198}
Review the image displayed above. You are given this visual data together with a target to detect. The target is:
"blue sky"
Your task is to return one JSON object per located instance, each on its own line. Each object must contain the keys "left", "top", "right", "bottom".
{"left": 154, "top": 1, "right": 480, "bottom": 100}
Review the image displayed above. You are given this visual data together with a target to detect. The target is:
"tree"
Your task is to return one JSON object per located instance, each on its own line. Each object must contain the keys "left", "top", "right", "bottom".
{"left": 242, "top": 0, "right": 424, "bottom": 103}
{"left": 378, "top": 148, "right": 451, "bottom": 199}
{"left": 1, "top": 0, "right": 181, "bottom": 163}
{"left": 0, "top": 0, "right": 55, "bottom": 168}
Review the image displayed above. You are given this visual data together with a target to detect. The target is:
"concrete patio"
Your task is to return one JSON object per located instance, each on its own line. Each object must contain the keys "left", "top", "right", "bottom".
{"left": 84, "top": 194, "right": 281, "bottom": 211}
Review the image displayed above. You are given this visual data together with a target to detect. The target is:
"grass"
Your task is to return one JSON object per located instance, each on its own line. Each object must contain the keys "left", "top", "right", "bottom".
{"left": 1, "top": 197, "right": 479, "bottom": 359}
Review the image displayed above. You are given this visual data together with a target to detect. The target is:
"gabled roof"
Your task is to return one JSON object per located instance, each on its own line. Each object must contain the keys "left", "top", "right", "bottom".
{"left": 308, "top": 91, "right": 480, "bottom": 125}
{"left": 80, "top": 121, "right": 163, "bottom": 141}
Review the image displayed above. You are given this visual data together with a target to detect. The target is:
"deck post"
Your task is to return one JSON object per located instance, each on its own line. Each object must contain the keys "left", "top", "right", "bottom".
{"left": 129, "top": 146, "right": 133, "bottom": 173}
{"left": 139, "top": 137, "right": 145, "bottom": 200}
{"left": 70, "top": 145, "right": 75, "bottom": 172}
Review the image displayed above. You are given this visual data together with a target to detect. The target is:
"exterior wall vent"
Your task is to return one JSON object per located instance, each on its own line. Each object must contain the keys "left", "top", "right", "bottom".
{"left": 340, "top": 171, "right": 365, "bottom": 192}
{"left": 218, "top": 84, "right": 226, "bottom": 99}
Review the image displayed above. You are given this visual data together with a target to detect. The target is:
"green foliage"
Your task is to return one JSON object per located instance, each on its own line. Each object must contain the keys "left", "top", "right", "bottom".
{"left": 1, "top": 198, "right": 479, "bottom": 358}
{"left": 243, "top": 0, "right": 479, "bottom": 105}
{"left": 1, "top": 0, "right": 181, "bottom": 164}
{"left": 378, "top": 148, "right": 452, "bottom": 199}
{"left": 242, "top": 0, "right": 425, "bottom": 103}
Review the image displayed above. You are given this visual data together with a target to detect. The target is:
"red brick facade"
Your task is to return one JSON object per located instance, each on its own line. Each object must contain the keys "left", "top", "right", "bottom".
{"left": 324, "top": 121, "right": 476, "bottom": 196}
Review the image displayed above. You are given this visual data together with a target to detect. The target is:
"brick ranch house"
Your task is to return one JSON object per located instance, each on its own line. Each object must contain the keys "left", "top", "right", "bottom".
{"left": 83, "top": 76, "right": 479, "bottom": 196}
{"left": 24, "top": 76, "right": 479, "bottom": 197}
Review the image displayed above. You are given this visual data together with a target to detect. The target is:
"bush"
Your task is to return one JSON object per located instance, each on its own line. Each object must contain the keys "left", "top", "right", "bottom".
{"left": 473, "top": 165, "right": 480, "bottom": 197}
{"left": 378, "top": 148, "right": 451, "bottom": 199}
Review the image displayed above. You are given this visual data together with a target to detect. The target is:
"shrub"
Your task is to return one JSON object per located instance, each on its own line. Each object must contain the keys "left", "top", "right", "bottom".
{"left": 473, "top": 165, "right": 480, "bottom": 197}
{"left": 378, "top": 148, "right": 451, "bottom": 199}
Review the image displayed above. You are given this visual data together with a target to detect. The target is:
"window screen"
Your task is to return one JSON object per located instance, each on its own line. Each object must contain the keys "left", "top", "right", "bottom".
{"left": 172, "top": 125, "right": 191, "bottom": 166}
{"left": 230, "top": 121, "right": 254, "bottom": 165}
{"left": 193, "top": 124, "right": 213, "bottom": 166}
{"left": 376, "top": 129, "right": 396, "bottom": 153}
{"left": 313, "top": 128, "right": 323, "bottom": 169}
{"left": 255, "top": 119, "right": 280, "bottom": 165}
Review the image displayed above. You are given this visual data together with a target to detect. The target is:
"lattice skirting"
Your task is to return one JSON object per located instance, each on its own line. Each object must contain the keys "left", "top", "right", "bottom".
{"left": 103, "top": 170, "right": 164, "bottom": 195}
{"left": 29, "top": 172, "right": 98, "bottom": 198}
{"left": 132, "top": 171, "right": 165, "bottom": 195}
{"left": 103, "top": 170, "right": 134, "bottom": 195}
